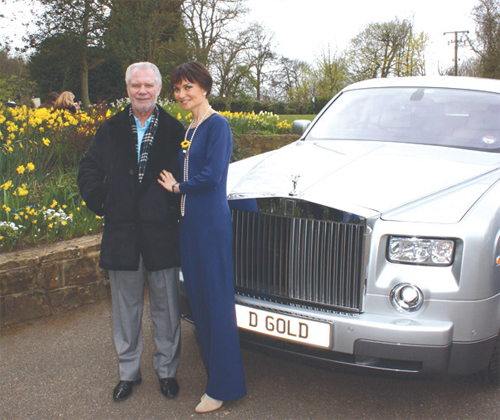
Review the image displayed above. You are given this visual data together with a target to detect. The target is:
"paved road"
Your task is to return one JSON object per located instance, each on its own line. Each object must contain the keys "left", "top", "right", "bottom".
{"left": 1, "top": 298, "right": 500, "bottom": 420}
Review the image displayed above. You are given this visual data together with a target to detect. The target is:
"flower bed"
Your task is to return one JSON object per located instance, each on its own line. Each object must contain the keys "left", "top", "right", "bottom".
{"left": 0, "top": 105, "right": 109, "bottom": 252}
{"left": 1, "top": 103, "right": 295, "bottom": 253}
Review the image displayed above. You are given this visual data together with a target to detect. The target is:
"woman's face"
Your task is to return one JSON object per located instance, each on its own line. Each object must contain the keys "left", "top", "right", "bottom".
{"left": 173, "top": 79, "right": 207, "bottom": 112}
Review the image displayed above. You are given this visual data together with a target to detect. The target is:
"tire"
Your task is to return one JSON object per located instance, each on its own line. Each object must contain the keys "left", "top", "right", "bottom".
{"left": 480, "top": 334, "right": 500, "bottom": 386}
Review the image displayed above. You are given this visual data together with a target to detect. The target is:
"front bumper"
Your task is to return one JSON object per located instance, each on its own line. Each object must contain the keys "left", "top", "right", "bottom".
{"left": 180, "top": 284, "right": 497, "bottom": 376}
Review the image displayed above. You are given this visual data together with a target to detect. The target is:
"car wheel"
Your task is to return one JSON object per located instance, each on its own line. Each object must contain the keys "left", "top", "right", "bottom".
{"left": 480, "top": 334, "right": 500, "bottom": 386}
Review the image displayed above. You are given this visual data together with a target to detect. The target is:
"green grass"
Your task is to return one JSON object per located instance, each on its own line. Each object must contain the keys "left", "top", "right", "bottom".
{"left": 278, "top": 114, "right": 316, "bottom": 123}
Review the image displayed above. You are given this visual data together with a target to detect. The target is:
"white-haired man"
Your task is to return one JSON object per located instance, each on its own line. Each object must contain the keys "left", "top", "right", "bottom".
{"left": 78, "top": 62, "right": 184, "bottom": 402}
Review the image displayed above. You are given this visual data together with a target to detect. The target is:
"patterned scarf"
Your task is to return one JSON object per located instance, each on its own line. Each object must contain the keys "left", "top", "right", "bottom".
{"left": 129, "top": 105, "right": 159, "bottom": 183}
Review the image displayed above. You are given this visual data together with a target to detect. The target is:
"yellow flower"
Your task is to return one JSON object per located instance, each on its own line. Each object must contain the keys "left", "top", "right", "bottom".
{"left": 27, "top": 162, "right": 35, "bottom": 171}
{"left": 0, "top": 236, "right": 3, "bottom": 241}
{"left": 16, "top": 165, "right": 25, "bottom": 174}
{"left": 177, "top": 113, "right": 182, "bottom": 120}
{"left": 62, "top": 204, "right": 67, "bottom": 209}
{"left": 181, "top": 140, "right": 190, "bottom": 149}
{"left": 50, "top": 199, "right": 57, "bottom": 208}
{"left": 61, "top": 221, "right": 67, "bottom": 226}
{"left": 17, "top": 187, "right": 28, "bottom": 196}
{"left": 24, "top": 215, "right": 28, "bottom": 220}
{"left": 8, "top": 147, "right": 13, "bottom": 153}
{"left": 32, "top": 220, "right": 37, "bottom": 224}
{"left": 2, "top": 205, "right": 11, "bottom": 212}
{"left": 48, "top": 224, "right": 53, "bottom": 229}
{"left": 14, "top": 215, "right": 19, "bottom": 220}
{"left": 42, "top": 138, "right": 50, "bottom": 146}
{"left": 1, "top": 180, "right": 13, "bottom": 191}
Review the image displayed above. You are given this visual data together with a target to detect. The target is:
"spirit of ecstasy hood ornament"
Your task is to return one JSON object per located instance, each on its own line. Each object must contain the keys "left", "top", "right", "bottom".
{"left": 289, "top": 174, "right": 300, "bottom": 196}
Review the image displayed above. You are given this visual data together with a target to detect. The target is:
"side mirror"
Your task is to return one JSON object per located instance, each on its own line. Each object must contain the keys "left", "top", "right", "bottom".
{"left": 292, "top": 120, "right": 312, "bottom": 136}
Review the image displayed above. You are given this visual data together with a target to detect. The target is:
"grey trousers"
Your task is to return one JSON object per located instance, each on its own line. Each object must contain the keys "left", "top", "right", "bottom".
{"left": 109, "top": 259, "right": 181, "bottom": 381}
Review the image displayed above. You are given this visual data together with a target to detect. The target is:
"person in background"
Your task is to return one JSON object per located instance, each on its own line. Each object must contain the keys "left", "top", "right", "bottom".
{"left": 78, "top": 62, "right": 185, "bottom": 402}
{"left": 54, "top": 91, "right": 79, "bottom": 113}
{"left": 158, "top": 61, "right": 246, "bottom": 414}
{"left": 39, "top": 92, "right": 59, "bottom": 109}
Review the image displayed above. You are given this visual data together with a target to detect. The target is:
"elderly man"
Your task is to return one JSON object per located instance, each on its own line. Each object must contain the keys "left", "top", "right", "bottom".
{"left": 78, "top": 62, "right": 184, "bottom": 401}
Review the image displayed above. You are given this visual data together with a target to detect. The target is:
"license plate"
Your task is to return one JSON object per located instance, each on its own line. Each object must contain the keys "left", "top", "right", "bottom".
{"left": 236, "top": 304, "right": 331, "bottom": 348}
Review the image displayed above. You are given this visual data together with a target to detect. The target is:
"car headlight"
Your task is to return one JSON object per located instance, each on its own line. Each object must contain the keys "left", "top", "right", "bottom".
{"left": 388, "top": 236, "right": 454, "bottom": 266}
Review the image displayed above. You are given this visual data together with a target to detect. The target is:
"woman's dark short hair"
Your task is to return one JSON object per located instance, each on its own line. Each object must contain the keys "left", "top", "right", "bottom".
{"left": 171, "top": 62, "right": 213, "bottom": 97}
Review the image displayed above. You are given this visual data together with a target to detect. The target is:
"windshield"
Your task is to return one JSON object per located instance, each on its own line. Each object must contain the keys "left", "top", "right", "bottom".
{"left": 306, "top": 87, "right": 500, "bottom": 152}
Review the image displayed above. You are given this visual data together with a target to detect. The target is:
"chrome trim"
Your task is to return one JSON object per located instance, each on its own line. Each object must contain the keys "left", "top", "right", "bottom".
{"left": 232, "top": 199, "right": 366, "bottom": 312}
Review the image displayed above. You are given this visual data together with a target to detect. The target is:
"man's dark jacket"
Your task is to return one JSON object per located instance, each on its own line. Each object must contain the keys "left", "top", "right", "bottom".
{"left": 77, "top": 105, "right": 184, "bottom": 271}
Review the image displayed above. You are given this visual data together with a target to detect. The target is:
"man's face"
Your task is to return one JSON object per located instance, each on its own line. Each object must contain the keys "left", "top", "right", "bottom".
{"left": 127, "top": 67, "right": 162, "bottom": 114}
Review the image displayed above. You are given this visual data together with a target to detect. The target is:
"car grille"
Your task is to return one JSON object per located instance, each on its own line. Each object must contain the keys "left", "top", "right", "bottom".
{"left": 232, "top": 208, "right": 365, "bottom": 312}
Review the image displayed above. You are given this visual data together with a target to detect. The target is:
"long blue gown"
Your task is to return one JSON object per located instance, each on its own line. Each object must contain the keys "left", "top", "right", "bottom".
{"left": 177, "top": 112, "right": 247, "bottom": 402}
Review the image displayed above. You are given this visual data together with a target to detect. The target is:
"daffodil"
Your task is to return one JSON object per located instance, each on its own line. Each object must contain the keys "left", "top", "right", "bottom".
{"left": 1, "top": 180, "right": 13, "bottom": 191}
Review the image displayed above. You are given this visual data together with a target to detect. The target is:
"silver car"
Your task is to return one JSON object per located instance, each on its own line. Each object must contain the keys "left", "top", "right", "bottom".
{"left": 182, "top": 76, "right": 500, "bottom": 383}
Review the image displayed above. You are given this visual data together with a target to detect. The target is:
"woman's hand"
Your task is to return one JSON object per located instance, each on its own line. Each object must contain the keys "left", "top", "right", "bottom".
{"left": 158, "top": 170, "right": 179, "bottom": 193}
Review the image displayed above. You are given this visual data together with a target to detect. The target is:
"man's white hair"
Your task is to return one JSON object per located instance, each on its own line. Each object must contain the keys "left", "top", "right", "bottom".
{"left": 125, "top": 62, "right": 162, "bottom": 87}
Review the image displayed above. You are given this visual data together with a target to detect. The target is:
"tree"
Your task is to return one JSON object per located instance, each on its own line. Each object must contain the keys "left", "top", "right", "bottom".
{"left": 210, "top": 27, "right": 253, "bottom": 109}
{"left": 105, "top": 0, "right": 188, "bottom": 96}
{"left": 440, "top": 56, "right": 481, "bottom": 77}
{"left": 271, "top": 57, "right": 311, "bottom": 102}
{"left": 245, "top": 22, "right": 276, "bottom": 101}
{"left": 181, "top": 0, "right": 248, "bottom": 65}
{"left": 346, "top": 18, "right": 426, "bottom": 80}
{"left": 0, "top": 48, "right": 34, "bottom": 104}
{"left": 468, "top": 0, "right": 500, "bottom": 79}
{"left": 28, "top": 0, "right": 111, "bottom": 108}
{"left": 0, "top": 48, "right": 23, "bottom": 77}
{"left": 28, "top": 34, "right": 124, "bottom": 104}
{"left": 105, "top": 0, "right": 184, "bottom": 64}
{"left": 394, "top": 30, "right": 428, "bottom": 77}
{"left": 314, "top": 45, "right": 349, "bottom": 98}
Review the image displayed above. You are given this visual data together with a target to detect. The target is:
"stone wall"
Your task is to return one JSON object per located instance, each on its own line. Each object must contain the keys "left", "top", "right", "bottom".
{"left": 0, "top": 235, "right": 109, "bottom": 328}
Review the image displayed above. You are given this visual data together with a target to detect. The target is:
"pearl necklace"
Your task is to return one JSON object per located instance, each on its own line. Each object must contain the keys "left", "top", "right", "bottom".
{"left": 181, "top": 105, "right": 212, "bottom": 217}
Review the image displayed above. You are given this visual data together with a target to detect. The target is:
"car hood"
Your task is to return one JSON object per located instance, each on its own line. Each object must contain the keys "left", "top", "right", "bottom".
{"left": 227, "top": 140, "right": 500, "bottom": 223}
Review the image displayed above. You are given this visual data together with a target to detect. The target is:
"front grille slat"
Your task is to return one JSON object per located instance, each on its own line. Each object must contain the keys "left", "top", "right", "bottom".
{"left": 232, "top": 208, "right": 365, "bottom": 312}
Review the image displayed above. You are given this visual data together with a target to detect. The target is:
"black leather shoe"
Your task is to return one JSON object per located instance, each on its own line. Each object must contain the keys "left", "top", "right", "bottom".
{"left": 159, "top": 377, "right": 179, "bottom": 398}
{"left": 113, "top": 378, "right": 142, "bottom": 401}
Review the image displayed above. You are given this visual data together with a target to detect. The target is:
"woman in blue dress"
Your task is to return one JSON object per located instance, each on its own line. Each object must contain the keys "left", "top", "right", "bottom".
{"left": 158, "top": 61, "right": 246, "bottom": 414}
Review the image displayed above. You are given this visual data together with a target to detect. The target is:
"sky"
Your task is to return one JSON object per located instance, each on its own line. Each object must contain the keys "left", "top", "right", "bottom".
{"left": 1, "top": 0, "right": 480, "bottom": 75}
{"left": 244, "top": 0, "right": 479, "bottom": 75}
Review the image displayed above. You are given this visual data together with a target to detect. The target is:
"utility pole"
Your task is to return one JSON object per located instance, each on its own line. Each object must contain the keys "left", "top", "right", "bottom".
{"left": 443, "top": 31, "right": 469, "bottom": 76}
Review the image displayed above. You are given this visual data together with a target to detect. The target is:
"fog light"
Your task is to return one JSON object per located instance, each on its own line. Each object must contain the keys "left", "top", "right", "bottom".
{"left": 390, "top": 283, "right": 424, "bottom": 312}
